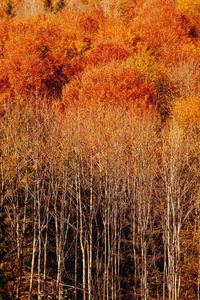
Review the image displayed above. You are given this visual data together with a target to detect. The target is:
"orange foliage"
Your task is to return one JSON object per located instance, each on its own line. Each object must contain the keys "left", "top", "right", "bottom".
{"left": 0, "top": 0, "right": 198, "bottom": 118}
{"left": 85, "top": 41, "right": 130, "bottom": 66}
{"left": 77, "top": 9, "right": 101, "bottom": 35}
{"left": 128, "top": 0, "right": 195, "bottom": 63}
{"left": 0, "top": 11, "right": 94, "bottom": 102}
{"left": 97, "top": 15, "right": 132, "bottom": 46}
{"left": 62, "top": 60, "right": 156, "bottom": 111}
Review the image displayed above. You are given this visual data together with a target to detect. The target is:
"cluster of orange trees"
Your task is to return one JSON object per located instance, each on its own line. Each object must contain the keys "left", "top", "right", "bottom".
{"left": 0, "top": 0, "right": 200, "bottom": 299}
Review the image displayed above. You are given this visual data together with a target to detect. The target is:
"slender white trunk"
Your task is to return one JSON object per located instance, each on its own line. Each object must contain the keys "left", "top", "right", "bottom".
{"left": 88, "top": 154, "right": 93, "bottom": 300}
{"left": 38, "top": 196, "right": 41, "bottom": 300}
{"left": 103, "top": 166, "right": 108, "bottom": 300}
{"left": 76, "top": 174, "right": 86, "bottom": 300}
{"left": 54, "top": 184, "right": 62, "bottom": 297}
{"left": 43, "top": 196, "right": 49, "bottom": 294}
{"left": 29, "top": 195, "right": 37, "bottom": 300}
{"left": 198, "top": 200, "right": 200, "bottom": 300}
{"left": 75, "top": 226, "right": 78, "bottom": 300}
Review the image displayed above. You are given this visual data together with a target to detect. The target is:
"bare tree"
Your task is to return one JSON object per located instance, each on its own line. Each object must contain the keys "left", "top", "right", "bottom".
{"left": 159, "top": 122, "right": 198, "bottom": 300}
{"left": 127, "top": 113, "right": 159, "bottom": 300}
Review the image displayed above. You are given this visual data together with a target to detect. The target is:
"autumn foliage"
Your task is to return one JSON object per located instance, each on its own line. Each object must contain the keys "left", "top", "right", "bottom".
{"left": 0, "top": 11, "right": 93, "bottom": 102}
{"left": 1, "top": 0, "right": 200, "bottom": 299}
{"left": 63, "top": 60, "right": 156, "bottom": 110}
{"left": 0, "top": 0, "right": 199, "bottom": 109}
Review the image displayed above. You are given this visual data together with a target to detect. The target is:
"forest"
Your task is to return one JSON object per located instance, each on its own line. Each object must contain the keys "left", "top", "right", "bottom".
{"left": 0, "top": 0, "right": 200, "bottom": 299}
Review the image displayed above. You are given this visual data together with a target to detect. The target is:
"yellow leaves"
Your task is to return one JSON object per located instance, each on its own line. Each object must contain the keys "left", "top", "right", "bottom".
{"left": 126, "top": 51, "right": 163, "bottom": 84}
{"left": 180, "top": 42, "right": 199, "bottom": 60}
{"left": 177, "top": 0, "right": 200, "bottom": 18}
{"left": 172, "top": 96, "right": 200, "bottom": 130}
{"left": 74, "top": 38, "right": 90, "bottom": 55}
{"left": 171, "top": 96, "right": 200, "bottom": 159}
{"left": 0, "top": 0, "right": 17, "bottom": 16}
{"left": 59, "top": 30, "right": 91, "bottom": 58}
{"left": 51, "top": 0, "right": 65, "bottom": 12}
{"left": 177, "top": 0, "right": 200, "bottom": 34}
{"left": 177, "top": 0, "right": 200, "bottom": 11}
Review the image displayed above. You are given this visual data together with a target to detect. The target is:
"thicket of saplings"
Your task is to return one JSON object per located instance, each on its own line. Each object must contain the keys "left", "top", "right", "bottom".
{"left": 0, "top": 0, "right": 200, "bottom": 299}
{"left": 0, "top": 99, "right": 200, "bottom": 300}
